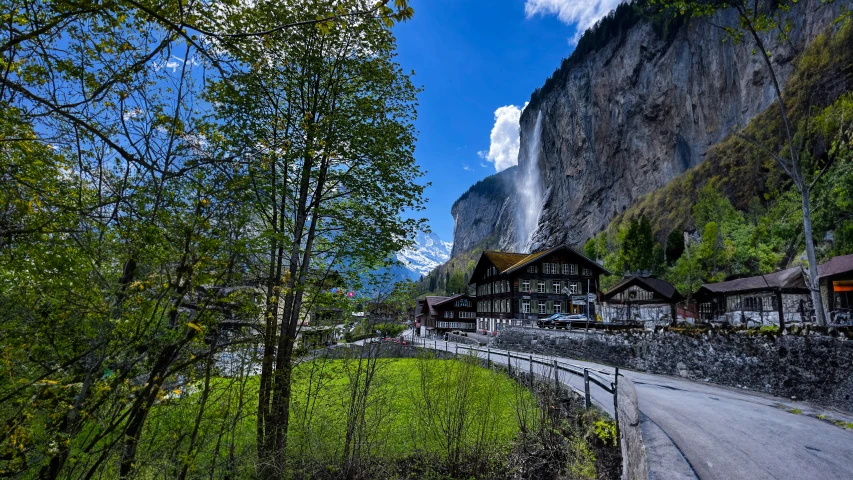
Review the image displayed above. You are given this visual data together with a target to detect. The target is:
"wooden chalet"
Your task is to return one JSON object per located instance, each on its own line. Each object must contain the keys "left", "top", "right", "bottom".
{"left": 600, "top": 276, "right": 684, "bottom": 325}
{"left": 692, "top": 266, "right": 811, "bottom": 326}
{"left": 415, "top": 294, "right": 476, "bottom": 336}
{"left": 468, "top": 245, "right": 610, "bottom": 332}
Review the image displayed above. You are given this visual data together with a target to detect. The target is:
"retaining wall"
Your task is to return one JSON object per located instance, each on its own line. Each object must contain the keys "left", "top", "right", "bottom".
{"left": 492, "top": 327, "right": 853, "bottom": 411}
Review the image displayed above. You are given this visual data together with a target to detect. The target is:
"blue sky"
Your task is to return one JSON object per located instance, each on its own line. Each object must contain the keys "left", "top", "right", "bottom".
{"left": 394, "top": 0, "right": 620, "bottom": 242}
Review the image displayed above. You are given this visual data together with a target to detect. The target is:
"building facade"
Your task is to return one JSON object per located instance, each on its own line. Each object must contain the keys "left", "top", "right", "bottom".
{"left": 432, "top": 294, "right": 477, "bottom": 332}
{"left": 600, "top": 276, "right": 684, "bottom": 325}
{"left": 468, "top": 246, "right": 610, "bottom": 332}
{"left": 693, "top": 266, "right": 811, "bottom": 326}
{"left": 415, "top": 294, "right": 477, "bottom": 336}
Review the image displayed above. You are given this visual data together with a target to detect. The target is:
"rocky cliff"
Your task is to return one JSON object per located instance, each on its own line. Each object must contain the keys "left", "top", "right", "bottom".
{"left": 450, "top": 0, "right": 842, "bottom": 255}
{"left": 449, "top": 166, "right": 518, "bottom": 256}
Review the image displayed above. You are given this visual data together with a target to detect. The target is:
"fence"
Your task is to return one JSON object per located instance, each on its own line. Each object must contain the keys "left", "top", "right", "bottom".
{"left": 404, "top": 335, "right": 648, "bottom": 480}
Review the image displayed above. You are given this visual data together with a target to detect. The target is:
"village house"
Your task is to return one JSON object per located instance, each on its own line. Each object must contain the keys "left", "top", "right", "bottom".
{"left": 414, "top": 294, "right": 476, "bottom": 336}
{"left": 818, "top": 254, "right": 853, "bottom": 324}
{"left": 468, "top": 245, "right": 610, "bottom": 332}
{"left": 600, "top": 276, "right": 684, "bottom": 325}
{"left": 692, "top": 266, "right": 812, "bottom": 327}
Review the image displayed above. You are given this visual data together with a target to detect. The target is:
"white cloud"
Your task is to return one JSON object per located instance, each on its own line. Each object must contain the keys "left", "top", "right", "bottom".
{"left": 525, "top": 0, "right": 624, "bottom": 44}
{"left": 478, "top": 103, "right": 528, "bottom": 172}
{"left": 462, "top": 164, "right": 473, "bottom": 172}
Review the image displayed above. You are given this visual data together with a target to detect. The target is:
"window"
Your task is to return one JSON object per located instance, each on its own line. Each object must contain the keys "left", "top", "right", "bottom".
{"left": 537, "top": 281, "right": 545, "bottom": 293}
{"left": 552, "top": 281, "right": 561, "bottom": 293}
{"left": 538, "top": 301, "right": 546, "bottom": 314}
{"left": 455, "top": 299, "right": 470, "bottom": 307}
{"left": 554, "top": 302, "right": 562, "bottom": 314}
{"left": 582, "top": 268, "right": 592, "bottom": 276}
{"left": 522, "top": 280, "right": 530, "bottom": 292}
{"left": 527, "top": 265, "right": 537, "bottom": 273}
{"left": 522, "top": 300, "right": 530, "bottom": 313}
{"left": 443, "top": 311, "right": 453, "bottom": 318}
{"left": 543, "top": 263, "right": 552, "bottom": 274}
{"left": 459, "top": 311, "right": 475, "bottom": 319}
{"left": 570, "top": 282, "right": 579, "bottom": 294}
{"left": 563, "top": 264, "right": 577, "bottom": 275}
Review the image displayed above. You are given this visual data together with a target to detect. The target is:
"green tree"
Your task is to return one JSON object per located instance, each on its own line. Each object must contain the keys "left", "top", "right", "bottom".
{"left": 665, "top": 230, "right": 685, "bottom": 265}
{"left": 204, "top": 1, "right": 425, "bottom": 474}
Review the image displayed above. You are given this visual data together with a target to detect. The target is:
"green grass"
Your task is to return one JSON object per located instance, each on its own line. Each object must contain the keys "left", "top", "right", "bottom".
{"left": 127, "top": 356, "right": 535, "bottom": 478}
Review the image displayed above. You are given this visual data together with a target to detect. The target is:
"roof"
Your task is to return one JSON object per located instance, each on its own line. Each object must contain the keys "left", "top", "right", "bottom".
{"left": 420, "top": 296, "right": 450, "bottom": 317}
{"left": 432, "top": 293, "right": 473, "bottom": 308}
{"left": 603, "top": 276, "right": 683, "bottom": 302}
{"left": 698, "top": 266, "right": 807, "bottom": 294}
{"left": 818, "top": 254, "right": 853, "bottom": 279}
{"left": 502, "top": 245, "right": 610, "bottom": 275}
{"left": 482, "top": 251, "right": 529, "bottom": 272}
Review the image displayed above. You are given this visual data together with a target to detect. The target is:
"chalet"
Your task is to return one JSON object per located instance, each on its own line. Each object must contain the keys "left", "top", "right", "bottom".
{"left": 818, "top": 254, "right": 853, "bottom": 324}
{"left": 415, "top": 295, "right": 476, "bottom": 336}
{"left": 692, "top": 266, "right": 811, "bottom": 327}
{"left": 600, "top": 276, "right": 684, "bottom": 325}
{"left": 468, "top": 245, "right": 610, "bottom": 332}
{"left": 432, "top": 294, "right": 477, "bottom": 333}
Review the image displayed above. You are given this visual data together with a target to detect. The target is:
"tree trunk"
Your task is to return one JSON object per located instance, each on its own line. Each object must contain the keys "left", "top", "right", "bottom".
{"left": 800, "top": 187, "right": 827, "bottom": 325}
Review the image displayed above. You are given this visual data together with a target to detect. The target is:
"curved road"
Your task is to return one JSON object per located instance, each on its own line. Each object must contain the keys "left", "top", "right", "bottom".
{"left": 407, "top": 335, "right": 853, "bottom": 480}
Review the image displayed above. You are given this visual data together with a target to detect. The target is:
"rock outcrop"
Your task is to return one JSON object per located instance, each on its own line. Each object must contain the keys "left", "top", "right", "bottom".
{"left": 450, "top": 0, "right": 842, "bottom": 255}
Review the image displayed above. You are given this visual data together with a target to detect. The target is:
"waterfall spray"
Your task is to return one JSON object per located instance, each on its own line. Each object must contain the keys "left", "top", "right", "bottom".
{"left": 516, "top": 111, "right": 544, "bottom": 251}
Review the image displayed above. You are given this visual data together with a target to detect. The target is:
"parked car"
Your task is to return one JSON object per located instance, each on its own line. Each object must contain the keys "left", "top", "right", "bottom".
{"left": 554, "top": 314, "right": 589, "bottom": 329}
{"left": 537, "top": 313, "right": 564, "bottom": 329}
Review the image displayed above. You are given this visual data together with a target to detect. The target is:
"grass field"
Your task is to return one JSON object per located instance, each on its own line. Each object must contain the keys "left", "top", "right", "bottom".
{"left": 128, "top": 355, "right": 536, "bottom": 478}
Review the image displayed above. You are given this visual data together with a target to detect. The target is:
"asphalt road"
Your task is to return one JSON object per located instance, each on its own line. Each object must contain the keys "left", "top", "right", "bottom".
{"left": 407, "top": 334, "right": 853, "bottom": 480}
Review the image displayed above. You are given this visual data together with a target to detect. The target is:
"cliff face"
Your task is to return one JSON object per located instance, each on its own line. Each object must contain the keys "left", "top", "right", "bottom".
{"left": 449, "top": 166, "right": 518, "bottom": 256}
{"left": 524, "top": 0, "right": 839, "bottom": 249}
{"left": 449, "top": 0, "right": 840, "bottom": 256}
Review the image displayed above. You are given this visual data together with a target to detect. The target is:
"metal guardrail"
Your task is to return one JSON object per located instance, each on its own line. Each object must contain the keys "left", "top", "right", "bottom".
{"left": 408, "top": 336, "right": 619, "bottom": 420}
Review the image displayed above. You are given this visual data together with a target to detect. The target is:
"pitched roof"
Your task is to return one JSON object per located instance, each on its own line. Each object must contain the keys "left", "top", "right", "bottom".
{"left": 432, "top": 293, "right": 473, "bottom": 308}
{"left": 603, "top": 276, "right": 683, "bottom": 301}
{"left": 699, "top": 266, "right": 807, "bottom": 294}
{"left": 502, "top": 245, "right": 610, "bottom": 275}
{"left": 482, "top": 251, "right": 529, "bottom": 272}
{"left": 421, "top": 296, "right": 450, "bottom": 317}
{"left": 818, "top": 254, "right": 853, "bottom": 279}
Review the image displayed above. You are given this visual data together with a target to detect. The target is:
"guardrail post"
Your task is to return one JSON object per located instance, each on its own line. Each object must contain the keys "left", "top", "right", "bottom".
{"left": 487, "top": 348, "right": 491, "bottom": 368}
{"left": 583, "top": 368, "right": 591, "bottom": 409}
{"left": 507, "top": 352, "right": 512, "bottom": 376}
{"left": 455, "top": 344, "right": 458, "bottom": 358}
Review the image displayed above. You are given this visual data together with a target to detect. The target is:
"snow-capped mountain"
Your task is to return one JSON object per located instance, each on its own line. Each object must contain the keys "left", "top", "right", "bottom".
{"left": 395, "top": 232, "right": 452, "bottom": 280}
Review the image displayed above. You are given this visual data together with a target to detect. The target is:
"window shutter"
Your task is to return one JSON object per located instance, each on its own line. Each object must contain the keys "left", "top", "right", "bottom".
{"left": 547, "top": 300, "right": 553, "bottom": 314}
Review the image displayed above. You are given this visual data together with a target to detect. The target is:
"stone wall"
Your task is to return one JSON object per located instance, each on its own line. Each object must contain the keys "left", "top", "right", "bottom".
{"left": 617, "top": 375, "right": 649, "bottom": 480}
{"left": 492, "top": 327, "right": 853, "bottom": 411}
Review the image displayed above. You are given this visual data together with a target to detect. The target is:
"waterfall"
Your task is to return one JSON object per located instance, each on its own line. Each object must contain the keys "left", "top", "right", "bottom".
{"left": 516, "top": 111, "right": 544, "bottom": 251}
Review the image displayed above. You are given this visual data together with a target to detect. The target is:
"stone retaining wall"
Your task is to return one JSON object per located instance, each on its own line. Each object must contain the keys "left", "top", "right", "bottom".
{"left": 492, "top": 327, "right": 853, "bottom": 411}
{"left": 616, "top": 375, "right": 649, "bottom": 480}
